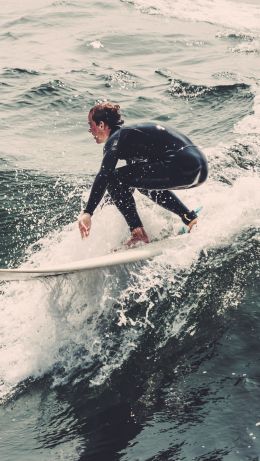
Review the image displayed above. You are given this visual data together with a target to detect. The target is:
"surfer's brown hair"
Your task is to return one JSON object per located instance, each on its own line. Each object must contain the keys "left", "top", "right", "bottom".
{"left": 89, "top": 102, "right": 124, "bottom": 128}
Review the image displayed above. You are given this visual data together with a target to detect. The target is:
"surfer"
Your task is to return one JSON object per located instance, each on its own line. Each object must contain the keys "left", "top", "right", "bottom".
{"left": 79, "top": 102, "right": 208, "bottom": 245}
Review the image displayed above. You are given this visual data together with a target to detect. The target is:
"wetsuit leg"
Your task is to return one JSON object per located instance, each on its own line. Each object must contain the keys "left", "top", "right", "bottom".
{"left": 138, "top": 189, "right": 191, "bottom": 219}
{"left": 106, "top": 147, "right": 207, "bottom": 230}
{"left": 106, "top": 181, "right": 143, "bottom": 230}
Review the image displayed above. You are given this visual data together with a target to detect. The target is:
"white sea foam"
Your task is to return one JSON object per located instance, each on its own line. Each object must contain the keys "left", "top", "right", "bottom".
{"left": 1, "top": 84, "right": 260, "bottom": 395}
{"left": 89, "top": 40, "right": 104, "bottom": 49}
{"left": 235, "top": 91, "right": 260, "bottom": 135}
{"left": 1, "top": 92, "right": 260, "bottom": 397}
{"left": 229, "top": 39, "right": 260, "bottom": 54}
{"left": 122, "top": 0, "right": 260, "bottom": 31}
{"left": 0, "top": 281, "right": 57, "bottom": 400}
{"left": 0, "top": 167, "right": 259, "bottom": 398}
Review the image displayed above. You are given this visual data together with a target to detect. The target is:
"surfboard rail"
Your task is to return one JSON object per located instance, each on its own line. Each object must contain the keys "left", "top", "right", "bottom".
{"left": 0, "top": 207, "right": 201, "bottom": 281}
{"left": 0, "top": 244, "right": 163, "bottom": 281}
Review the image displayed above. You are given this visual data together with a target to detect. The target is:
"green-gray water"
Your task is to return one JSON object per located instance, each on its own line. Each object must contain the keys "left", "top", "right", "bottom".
{"left": 0, "top": 1, "right": 260, "bottom": 460}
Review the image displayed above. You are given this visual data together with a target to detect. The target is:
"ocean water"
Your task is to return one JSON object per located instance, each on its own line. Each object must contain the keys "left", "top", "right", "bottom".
{"left": 0, "top": 0, "right": 260, "bottom": 460}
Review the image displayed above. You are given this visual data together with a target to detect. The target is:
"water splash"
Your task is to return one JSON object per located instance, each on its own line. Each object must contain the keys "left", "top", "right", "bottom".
{"left": 0, "top": 168, "right": 259, "bottom": 401}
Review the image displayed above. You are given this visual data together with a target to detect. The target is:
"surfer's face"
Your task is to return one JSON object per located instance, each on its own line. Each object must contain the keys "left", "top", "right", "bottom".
{"left": 88, "top": 113, "right": 110, "bottom": 144}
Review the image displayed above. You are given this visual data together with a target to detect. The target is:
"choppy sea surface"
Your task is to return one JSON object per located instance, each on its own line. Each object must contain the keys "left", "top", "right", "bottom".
{"left": 0, "top": 0, "right": 260, "bottom": 460}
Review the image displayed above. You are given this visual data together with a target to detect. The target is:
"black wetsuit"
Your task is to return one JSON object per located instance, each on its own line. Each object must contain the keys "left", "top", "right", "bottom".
{"left": 84, "top": 123, "right": 208, "bottom": 230}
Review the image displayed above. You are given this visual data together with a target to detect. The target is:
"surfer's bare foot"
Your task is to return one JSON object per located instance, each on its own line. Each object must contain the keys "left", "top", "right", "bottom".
{"left": 187, "top": 218, "right": 198, "bottom": 233}
{"left": 125, "top": 227, "right": 149, "bottom": 247}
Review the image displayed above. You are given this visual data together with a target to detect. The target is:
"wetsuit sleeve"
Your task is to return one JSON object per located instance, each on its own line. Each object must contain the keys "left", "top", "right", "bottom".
{"left": 83, "top": 142, "right": 119, "bottom": 215}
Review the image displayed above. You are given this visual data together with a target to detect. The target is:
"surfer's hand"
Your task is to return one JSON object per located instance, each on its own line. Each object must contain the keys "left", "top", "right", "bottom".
{"left": 78, "top": 213, "right": 91, "bottom": 238}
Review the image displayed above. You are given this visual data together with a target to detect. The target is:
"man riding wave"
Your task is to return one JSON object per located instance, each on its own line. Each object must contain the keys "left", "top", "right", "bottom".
{"left": 79, "top": 102, "right": 208, "bottom": 246}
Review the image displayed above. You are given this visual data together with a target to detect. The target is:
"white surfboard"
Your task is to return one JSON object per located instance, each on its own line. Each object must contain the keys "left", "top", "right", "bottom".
{"left": 0, "top": 208, "right": 201, "bottom": 281}
{"left": 0, "top": 242, "right": 163, "bottom": 281}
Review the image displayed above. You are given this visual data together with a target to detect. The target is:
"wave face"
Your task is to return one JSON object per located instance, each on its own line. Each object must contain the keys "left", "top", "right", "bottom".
{"left": 0, "top": 0, "right": 260, "bottom": 460}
